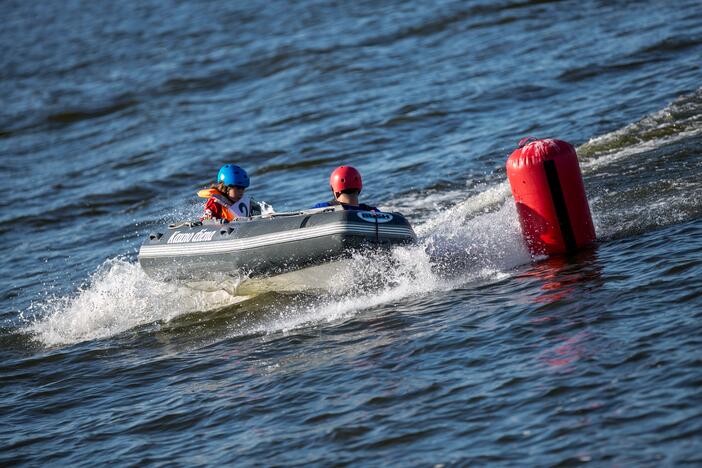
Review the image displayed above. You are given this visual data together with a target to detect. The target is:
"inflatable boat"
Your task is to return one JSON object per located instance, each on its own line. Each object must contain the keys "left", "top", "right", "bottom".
{"left": 138, "top": 206, "right": 416, "bottom": 293}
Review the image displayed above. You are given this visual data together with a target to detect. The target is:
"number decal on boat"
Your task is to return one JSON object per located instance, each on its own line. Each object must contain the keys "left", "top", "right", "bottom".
{"left": 238, "top": 203, "right": 249, "bottom": 217}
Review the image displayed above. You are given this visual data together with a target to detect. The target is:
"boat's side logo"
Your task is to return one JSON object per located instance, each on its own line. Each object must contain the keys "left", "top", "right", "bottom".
{"left": 357, "top": 211, "right": 394, "bottom": 223}
{"left": 167, "top": 229, "right": 217, "bottom": 244}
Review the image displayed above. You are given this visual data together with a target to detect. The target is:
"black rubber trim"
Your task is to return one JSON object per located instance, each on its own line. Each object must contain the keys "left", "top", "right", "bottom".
{"left": 543, "top": 160, "right": 577, "bottom": 253}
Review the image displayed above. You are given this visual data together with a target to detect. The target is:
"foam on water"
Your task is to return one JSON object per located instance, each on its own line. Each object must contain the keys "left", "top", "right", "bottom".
{"left": 234, "top": 199, "right": 530, "bottom": 337}
{"left": 578, "top": 88, "right": 702, "bottom": 170}
{"left": 580, "top": 126, "right": 702, "bottom": 173}
{"left": 578, "top": 90, "right": 702, "bottom": 239}
{"left": 414, "top": 182, "right": 512, "bottom": 237}
{"left": 22, "top": 258, "right": 245, "bottom": 347}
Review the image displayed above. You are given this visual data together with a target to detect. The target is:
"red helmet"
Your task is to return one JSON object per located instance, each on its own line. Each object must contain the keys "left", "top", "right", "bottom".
{"left": 330, "top": 166, "right": 362, "bottom": 194}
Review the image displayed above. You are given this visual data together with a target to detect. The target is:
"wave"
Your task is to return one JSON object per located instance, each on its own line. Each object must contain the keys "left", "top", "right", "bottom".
{"left": 578, "top": 88, "right": 702, "bottom": 160}
{"left": 389, "top": 88, "right": 702, "bottom": 246}
{"left": 46, "top": 99, "right": 138, "bottom": 125}
{"left": 358, "top": 0, "right": 562, "bottom": 49}
{"left": 256, "top": 156, "right": 339, "bottom": 175}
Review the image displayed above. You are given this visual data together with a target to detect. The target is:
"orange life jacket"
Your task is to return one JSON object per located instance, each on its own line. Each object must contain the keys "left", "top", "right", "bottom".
{"left": 198, "top": 188, "right": 253, "bottom": 221}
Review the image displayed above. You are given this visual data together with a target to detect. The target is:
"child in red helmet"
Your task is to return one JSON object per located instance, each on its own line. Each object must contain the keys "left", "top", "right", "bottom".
{"left": 312, "top": 166, "right": 377, "bottom": 211}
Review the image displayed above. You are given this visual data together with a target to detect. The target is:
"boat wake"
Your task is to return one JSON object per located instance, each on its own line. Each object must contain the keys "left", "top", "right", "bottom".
{"left": 21, "top": 88, "right": 702, "bottom": 347}
{"left": 21, "top": 258, "right": 247, "bottom": 347}
{"left": 22, "top": 197, "right": 529, "bottom": 347}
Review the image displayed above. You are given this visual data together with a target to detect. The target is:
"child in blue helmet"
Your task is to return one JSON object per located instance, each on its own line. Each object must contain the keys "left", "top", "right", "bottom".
{"left": 200, "top": 164, "right": 261, "bottom": 222}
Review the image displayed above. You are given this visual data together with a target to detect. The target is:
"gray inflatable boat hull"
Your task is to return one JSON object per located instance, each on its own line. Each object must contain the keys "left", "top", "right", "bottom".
{"left": 138, "top": 207, "right": 416, "bottom": 291}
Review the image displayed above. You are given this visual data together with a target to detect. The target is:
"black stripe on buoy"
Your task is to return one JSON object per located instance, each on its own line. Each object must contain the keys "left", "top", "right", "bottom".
{"left": 543, "top": 160, "right": 577, "bottom": 253}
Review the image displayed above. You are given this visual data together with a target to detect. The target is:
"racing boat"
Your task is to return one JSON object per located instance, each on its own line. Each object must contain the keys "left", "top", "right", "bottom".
{"left": 138, "top": 206, "right": 416, "bottom": 294}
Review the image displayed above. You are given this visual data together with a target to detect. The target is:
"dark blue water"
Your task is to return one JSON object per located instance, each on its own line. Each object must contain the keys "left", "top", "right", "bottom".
{"left": 2, "top": 0, "right": 701, "bottom": 465}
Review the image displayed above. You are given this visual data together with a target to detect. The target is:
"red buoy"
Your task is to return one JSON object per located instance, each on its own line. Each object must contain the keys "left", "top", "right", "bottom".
{"left": 506, "top": 137, "right": 595, "bottom": 256}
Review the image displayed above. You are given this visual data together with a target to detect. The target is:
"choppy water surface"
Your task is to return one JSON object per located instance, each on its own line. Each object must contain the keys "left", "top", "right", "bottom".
{"left": 1, "top": 0, "right": 701, "bottom": 465}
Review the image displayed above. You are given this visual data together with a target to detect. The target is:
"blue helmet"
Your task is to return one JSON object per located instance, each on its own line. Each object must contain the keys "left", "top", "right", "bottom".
{"left": 217, "top": 164, "right": 250, "bottom": 188}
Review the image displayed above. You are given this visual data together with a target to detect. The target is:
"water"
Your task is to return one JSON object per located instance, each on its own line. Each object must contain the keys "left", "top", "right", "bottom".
{"left": 2, "top": 0, "right": 701, "bottom": 465}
